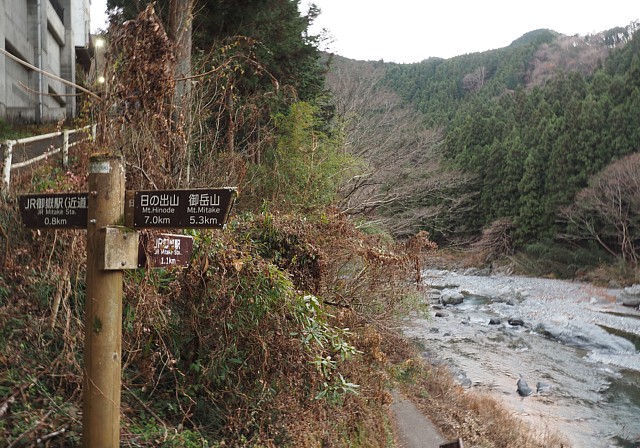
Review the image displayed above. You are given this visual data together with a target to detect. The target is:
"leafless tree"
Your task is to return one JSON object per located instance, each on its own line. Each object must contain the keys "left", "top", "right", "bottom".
{"left": 471, "top": 218, "right": 515, "bottom": 262}
{"left": 326, "top": 59, "right": 472, "bottom": 236}
{"left": 527, "top": 36, "right": 609, "bottom": 87}
{"left": 462, "top": 66, "right": 486, "bottom": 94}
{"left": 560, "top": 152, "right": 640, "bottom": 266}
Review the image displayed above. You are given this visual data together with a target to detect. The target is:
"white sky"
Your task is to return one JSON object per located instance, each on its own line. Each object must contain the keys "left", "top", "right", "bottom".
{"left": 301, "top": 0, "right": 639, "bottom": 62}
{"left": 90, "top": 0, "right": 109, "bottom": 32}
{"left": 91, "top": 1, "right": 639, "bottom": 63}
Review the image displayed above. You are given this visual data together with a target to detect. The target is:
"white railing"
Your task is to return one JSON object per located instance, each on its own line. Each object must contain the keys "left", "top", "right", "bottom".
{"left": 2, "top": 124, "right": 96, "bottom": 193}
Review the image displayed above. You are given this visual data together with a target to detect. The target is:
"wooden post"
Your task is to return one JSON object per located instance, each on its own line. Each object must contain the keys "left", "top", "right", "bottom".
{"left": 83, "top": 155, "right": 125, "bottom": 447}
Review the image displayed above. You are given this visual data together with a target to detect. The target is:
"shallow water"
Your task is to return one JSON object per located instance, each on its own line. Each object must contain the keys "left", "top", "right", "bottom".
{"left": 402, "top": 270, "right": 640, "bottom": 448}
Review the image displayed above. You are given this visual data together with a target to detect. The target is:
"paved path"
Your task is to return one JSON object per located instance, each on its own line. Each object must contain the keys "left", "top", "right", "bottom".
{"left": 391, "top": 390, "right": 447, "bottom": 447}
{"left": 7, "top": 130, "right": 89, "bottom": 167}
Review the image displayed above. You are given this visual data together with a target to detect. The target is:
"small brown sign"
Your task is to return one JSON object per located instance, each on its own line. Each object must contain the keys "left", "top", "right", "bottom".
{"left": 19, "top": 192, "right": 89, "bottom": 228}
{"left": 125, "top": 188, "right": 236, "bottom": 229}
{"left": 138, "top": 233, "right": 194, "bottom": 268}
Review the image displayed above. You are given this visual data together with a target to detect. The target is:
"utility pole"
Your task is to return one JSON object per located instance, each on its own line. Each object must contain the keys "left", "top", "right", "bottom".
{"left": 83, "top": 155, "right": 126, "bottom": 447}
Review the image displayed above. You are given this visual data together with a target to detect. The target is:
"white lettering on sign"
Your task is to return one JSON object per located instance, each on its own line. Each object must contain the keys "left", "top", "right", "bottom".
{"left": 140, "top": 194, "right": 180, "bottom": 208}
{"left": 24, "top": 196, "right": 87, "bottom": 211}
{"left": 154, "top": 237, "right": 183, "bottom": 256}
{"left": 188, "top": 193, "right": 221, "bottom": 207}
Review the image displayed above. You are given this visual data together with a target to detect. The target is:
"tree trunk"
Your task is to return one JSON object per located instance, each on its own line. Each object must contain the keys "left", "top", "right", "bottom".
{"left": 168, "top": 0, "right": 192, "bottom": 182}
{"left": 168, "top": 0, "right": 192, "bottom": 106}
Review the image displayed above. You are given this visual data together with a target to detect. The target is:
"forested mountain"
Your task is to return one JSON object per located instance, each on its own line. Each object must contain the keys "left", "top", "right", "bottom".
{"left": 328, "top": 21, "right": 640, "bottom": 269}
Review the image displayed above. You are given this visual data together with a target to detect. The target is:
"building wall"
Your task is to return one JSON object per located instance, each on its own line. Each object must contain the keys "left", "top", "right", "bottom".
{"left": 0, "top": 3, "right": 6, "bottom": 117}
{"left": 71, "top": 0, "right": 89, "bottom": 48}
{"left": 0, "top": 0, "right": 91, "bottom": 123}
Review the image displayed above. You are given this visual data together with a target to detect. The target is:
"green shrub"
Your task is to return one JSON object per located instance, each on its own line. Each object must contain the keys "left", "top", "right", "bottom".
{"left": 249, "top": 102, "right": 355, "bottom": 212}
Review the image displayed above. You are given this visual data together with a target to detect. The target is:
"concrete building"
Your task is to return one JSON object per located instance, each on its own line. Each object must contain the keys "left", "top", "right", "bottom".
{"left": 0, "top": 0, "right": 92, "bottom": 123}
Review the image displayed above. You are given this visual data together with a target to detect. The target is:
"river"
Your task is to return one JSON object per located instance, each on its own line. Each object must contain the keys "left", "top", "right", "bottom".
{"left": 402, "top": 269, "right": 640, "bottom": 448}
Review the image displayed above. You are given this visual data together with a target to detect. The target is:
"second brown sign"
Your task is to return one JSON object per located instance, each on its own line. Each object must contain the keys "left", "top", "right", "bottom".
{"left": 125, "top": 188, "right": 237, "bottom": 229}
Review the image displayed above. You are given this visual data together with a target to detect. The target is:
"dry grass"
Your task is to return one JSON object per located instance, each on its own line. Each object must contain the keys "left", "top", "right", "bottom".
{"left": 381, "top": 332, "right": 570, "bottom": 448}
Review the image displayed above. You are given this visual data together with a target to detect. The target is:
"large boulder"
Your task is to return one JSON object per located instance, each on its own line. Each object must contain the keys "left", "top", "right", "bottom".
{"left": 516, "top": 375, "right": 534, "bottom": 397}
{"left": 440, "top": 290, "right": 464, "bottom": 306}
{"left": 619, "top": 284, "right": 640, "bottom": 307}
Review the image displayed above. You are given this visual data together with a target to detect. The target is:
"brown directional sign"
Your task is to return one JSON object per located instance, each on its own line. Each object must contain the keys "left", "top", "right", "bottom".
{"left": 138, "top": 233, "right": 194, "bottom": 268}
{"left": 126, "top": 188, "right": 236, "bottom": 229}
{"left": 19, "top": 192, "right": 89, "bottom": 228}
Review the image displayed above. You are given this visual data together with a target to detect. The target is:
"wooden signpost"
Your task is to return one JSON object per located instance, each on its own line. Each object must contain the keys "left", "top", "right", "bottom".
{"left": 18, "top": 155, "right": 237, "bottom": 447}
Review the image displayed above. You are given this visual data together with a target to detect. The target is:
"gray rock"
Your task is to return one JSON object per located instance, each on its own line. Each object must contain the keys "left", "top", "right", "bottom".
{"left": 623, "top": 284, "right": 640, "bottom": 295}
{"left": 516, "top": 374, "right": 534, "bottom": 397}
{"left": 489, "top": 318, "right": 502, "bottom": 325}
{"left": 535, "top": 321, "right": 636, "bottom": 353}
{"left": 621, "top": 298, "right": 640, "bottom": 309}
{"left": 536, "top": 382, "right": 553, "bottom": 394}
{"left": 435, "top": 312, "right": 447, "bottom": 318}
{"left": 508, "top": 318, "right": 525, "bottom": 326}
{"left": 463, "top": 267, "right": 491, "bottom": 277}
{"left": 620, "top": 284, "right": 640, "bottom": 307}
{"left": 440, "top": 290, "right": 464, "bottom": 306}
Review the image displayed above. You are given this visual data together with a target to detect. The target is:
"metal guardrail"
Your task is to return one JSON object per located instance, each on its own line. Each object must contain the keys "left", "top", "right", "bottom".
{"left": 2, "top": 124, "right": 96, "bottom": 193}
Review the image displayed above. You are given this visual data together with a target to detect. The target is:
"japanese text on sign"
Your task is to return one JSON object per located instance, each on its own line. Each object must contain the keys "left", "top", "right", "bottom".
{"left": 128, "top": 188, "right": 236, "bottom": 229}
{"left": 139, "top": 233, "right": 194, "bottom": 268}
{"left": 19, "top": 193, "right": 89, "bottom": 228}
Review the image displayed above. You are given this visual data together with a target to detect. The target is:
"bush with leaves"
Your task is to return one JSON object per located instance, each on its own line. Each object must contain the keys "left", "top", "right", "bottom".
{"left": 247, "top": 102, "right": 355, "bottom": 211}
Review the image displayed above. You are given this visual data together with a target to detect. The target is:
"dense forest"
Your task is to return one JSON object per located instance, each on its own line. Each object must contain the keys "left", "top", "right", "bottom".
{"left": 327, "top": 22, "right": 640, "bottom": 274}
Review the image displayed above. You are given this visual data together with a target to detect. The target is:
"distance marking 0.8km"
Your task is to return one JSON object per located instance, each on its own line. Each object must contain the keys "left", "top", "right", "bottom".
{"left": 19, "top": 192, "right": 89, "bottom": 229}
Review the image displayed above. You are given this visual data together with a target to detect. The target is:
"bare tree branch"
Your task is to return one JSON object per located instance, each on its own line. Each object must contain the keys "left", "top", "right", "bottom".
{"left": 326, "top": 59, "right": 472, "bottom": 236}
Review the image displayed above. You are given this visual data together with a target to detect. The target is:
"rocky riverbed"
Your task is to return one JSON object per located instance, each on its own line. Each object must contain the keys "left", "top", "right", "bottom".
{"left": 402, "top": 269, "right": 640, "bottom": 448}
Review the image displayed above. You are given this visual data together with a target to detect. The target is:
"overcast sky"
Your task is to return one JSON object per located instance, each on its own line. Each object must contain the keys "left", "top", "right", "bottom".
{"left": 91, "top": 0, "right": 639, "bottom": 63}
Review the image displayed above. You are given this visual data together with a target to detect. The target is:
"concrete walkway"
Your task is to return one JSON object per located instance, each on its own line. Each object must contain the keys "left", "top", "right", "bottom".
{"left": 391, "top": 390, "right": 447, "bottom": 447}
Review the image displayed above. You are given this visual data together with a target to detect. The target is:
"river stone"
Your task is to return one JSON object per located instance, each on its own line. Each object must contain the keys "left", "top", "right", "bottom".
{"left": 536, "top": 382, "right": 553, "bottom": 394}
{"left": 508, "top": 318, "right": 525, "bottom": 326}
{"left": 623, "top": 298, "right": 640, "bottom": 307}
{"left": 435, "top": 312, "right": 447, "bottom": 318}
{"left": 516, "top": 375, "right": 534, "bottom": 397}
{"left": 440, "top": 290, "right": 464, "bottom": 306}
{"left": 462, "top": 267, "right": 491, "bottom": 276}
{"left": 489, "top": 318, "right": 502, "bottom": 325}
{"left": 535, "top": 321, "right": 636, "bottom": 353}
{"left": 619, "top": 284, "right": 640, "bottom": 307}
